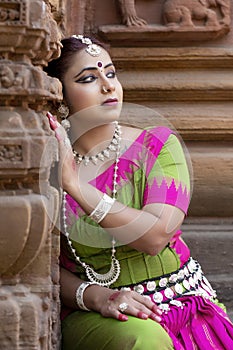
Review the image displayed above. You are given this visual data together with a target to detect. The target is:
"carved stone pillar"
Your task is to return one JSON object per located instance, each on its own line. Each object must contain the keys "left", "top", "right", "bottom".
{"left": 0, "top": 1, "right": 62, "bottom": 349}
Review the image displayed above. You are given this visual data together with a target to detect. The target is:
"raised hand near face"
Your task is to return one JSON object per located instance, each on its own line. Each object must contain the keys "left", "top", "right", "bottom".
{"left": 47, "top": 112, "right": 78, "bottom": 193}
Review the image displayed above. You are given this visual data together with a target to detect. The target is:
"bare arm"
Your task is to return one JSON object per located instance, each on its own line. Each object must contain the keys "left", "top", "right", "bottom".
{"left": 60, "top": 267, "right": 162, "bottom": 322}
{"left": 67, "top": 179, "right": 184, "bottom": 255}
{"left": 48, "top": 113, "right": 188, "bottom": 256}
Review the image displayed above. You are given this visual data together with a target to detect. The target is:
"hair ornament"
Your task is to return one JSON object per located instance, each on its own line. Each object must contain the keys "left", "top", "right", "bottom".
{"left": 72, "top": 34, "right": 102, "bottom": 57}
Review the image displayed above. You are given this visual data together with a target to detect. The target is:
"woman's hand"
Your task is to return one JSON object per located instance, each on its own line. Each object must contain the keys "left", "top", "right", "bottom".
{"left": 84, "top": 284, "right": 163, "bottom": 323}
{"left": 47, "top": 112, "right": 78, "bottom": 193}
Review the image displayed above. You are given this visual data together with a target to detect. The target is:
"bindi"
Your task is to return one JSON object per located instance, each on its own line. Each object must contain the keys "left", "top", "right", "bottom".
{"left": 96, "top": 61, "right": 103, "bottom": 68}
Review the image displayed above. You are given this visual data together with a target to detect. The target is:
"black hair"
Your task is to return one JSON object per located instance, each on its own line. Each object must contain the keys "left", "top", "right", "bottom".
{"left": 44, "top": 36, "right": 108, "bottom": 83}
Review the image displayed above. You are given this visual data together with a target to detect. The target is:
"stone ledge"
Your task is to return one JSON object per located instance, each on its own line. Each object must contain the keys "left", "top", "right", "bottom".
{"left": 98, "top": 24, "right": 230, "bottom": 47}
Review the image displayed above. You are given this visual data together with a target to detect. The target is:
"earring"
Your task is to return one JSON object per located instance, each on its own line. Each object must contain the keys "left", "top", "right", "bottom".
{"left": 58, "top": 104, "right": 69, "bottom": 118}
{"left": 58, "top": 104, "right": 70, "bottom": 131}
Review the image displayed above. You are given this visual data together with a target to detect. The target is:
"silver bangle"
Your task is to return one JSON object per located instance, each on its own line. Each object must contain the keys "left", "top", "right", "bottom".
{"left": 75, "top": 282, "right": 95, "bottom": 311}
{"left": 89, "top": 193, "right": 115, "bottom": 223}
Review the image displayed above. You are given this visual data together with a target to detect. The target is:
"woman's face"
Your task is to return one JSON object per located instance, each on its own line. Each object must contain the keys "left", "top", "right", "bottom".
{"left": 62, "top": 47, "right": 123, "bottom": 121}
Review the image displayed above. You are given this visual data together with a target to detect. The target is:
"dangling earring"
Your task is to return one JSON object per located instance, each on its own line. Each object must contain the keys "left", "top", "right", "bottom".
{"left": 58, "top": 104, "right": 70, "bottom": 131}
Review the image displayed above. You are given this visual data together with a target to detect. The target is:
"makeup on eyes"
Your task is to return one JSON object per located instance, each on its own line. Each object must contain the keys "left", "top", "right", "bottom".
{"left": 73, "top": 63, "right": 114, "bottom": 79}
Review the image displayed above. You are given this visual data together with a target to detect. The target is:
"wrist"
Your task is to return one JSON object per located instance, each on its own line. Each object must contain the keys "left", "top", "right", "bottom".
{"left": 83, "top": 284, "right": 112, "bottom": 312}
{"left": 75, "top": 282, "right": 96, "bottom": 311}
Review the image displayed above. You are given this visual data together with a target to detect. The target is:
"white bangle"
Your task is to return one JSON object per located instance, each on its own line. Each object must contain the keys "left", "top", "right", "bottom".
{"left": 75, "top": 282, "right": 95, "bottom": 311}
{"left": 89, "top": 193, "right": 115, "bottom": 223}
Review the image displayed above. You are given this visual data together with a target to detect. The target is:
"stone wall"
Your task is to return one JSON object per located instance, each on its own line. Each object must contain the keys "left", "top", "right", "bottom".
{"left": 65, "top": 0, "right": 233, "bottom": 318}
{"left": 0, "top": 1, "right": 62, "bottom": 349}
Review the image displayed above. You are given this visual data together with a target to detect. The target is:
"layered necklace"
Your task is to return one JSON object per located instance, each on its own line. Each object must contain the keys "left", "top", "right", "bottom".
{"left": 62, "top": 121, "right": 122, "bottom": 287}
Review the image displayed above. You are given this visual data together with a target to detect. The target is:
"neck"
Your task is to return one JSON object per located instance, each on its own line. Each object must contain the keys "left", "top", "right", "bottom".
{"left": 71, "top": 123, "right": 116, "bottom": 156}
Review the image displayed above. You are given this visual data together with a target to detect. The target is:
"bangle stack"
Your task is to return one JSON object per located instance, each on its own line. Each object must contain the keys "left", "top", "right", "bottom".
{"left": 89, "top": 193, "right": 115, "bottom": 223}
{"left": 75, "top": 282, "right": 96, "bottom": 311}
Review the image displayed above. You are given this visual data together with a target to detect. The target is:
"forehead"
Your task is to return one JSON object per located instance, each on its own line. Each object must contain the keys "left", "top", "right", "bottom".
{"left": 67, "top": 48, "right": 112, "bottom": 75}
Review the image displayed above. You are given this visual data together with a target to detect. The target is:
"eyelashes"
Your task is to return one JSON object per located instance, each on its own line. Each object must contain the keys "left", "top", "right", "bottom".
{"left": 76, "top": 70, "right": 116, "bottom": 84}
{"left": 76, "top": 75, "right": 97, "bottom": 83}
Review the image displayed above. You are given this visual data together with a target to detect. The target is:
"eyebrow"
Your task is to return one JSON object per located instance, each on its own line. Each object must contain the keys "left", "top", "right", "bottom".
{"left": 74, "top": 63, "right": 114, "bottom": 79}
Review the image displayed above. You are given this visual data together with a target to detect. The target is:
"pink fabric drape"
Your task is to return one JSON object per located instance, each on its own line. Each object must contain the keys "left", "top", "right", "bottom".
{"left": 161, "top": 296, "right": 233, "bottom": 350}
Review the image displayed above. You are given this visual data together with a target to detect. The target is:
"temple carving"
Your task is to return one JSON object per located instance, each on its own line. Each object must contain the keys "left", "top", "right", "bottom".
{"left": 0, "top": 0, "right": 62, "bottom": 348}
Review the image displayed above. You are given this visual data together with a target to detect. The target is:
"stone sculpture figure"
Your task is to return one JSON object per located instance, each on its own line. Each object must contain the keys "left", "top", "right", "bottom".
{"left": 0, "top": 66, "right": 15, "bottom": 88}
{"left": 163, "top": 0, "right": 230, "bottom": 27}
{"left": 117, "top": 0, "right": 229, "bottom": 28}
{"left": 117, "top": 0, "right": 147, "bottom": 26}
{"left": 0, "top": 7, "right": 19, "bottom": 21}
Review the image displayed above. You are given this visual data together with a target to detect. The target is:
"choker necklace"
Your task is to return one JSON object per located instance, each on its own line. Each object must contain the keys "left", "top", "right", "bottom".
{"left": 62, "top": 122, "right": 122, "bottom": 287}
{"left": 73, "top": 121, "right": 121, "bottom": 166}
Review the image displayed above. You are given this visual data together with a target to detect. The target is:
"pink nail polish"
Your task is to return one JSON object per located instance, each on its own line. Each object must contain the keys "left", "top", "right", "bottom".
{"left": 153, "top": 305, "right": 163, "bottom": 315}
{"left": 47, "top": 112, "right": 56, "bottom": 121}
{"left": 137, "top": 311, "right": 148, "bottom": 320}
{"left": 118, "top": 314, "right": 128, "bottom": 322}
{"left": 150, "top": 313, "right": 161, "bottom": 322}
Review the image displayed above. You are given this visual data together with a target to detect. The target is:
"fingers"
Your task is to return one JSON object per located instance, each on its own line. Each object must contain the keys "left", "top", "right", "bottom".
{"left": 47, "top": 112, "right": 59, "bottom": 131}
{"left": 46, "top": 112, "right": 63, "bottom": 142}
{"left": 46, "top": 112, "right": 69, "bottom": 144}
{"left": 137, "top": 311, "right": 149, "bottom": 320}
{"left": 130, "top": 300, "right": 162, "bottom": 323}
{"left": 106, "top": 290, "right": 163, "bottom": 323}
{"left": 118, "top": 314, "right": 128, "bottom": 322}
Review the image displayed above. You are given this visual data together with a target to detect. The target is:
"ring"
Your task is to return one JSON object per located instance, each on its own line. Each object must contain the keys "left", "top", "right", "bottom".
{"left": 118, "top": 302, "right": 129, "bottom": 313}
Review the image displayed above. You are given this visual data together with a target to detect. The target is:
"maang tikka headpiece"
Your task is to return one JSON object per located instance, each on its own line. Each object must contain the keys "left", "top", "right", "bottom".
{"left": 72, "top": 35, "right": 102, "bottom": 57}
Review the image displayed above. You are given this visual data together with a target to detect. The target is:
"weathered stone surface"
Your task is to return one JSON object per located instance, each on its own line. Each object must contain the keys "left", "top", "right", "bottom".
{"left": 0, "top": 284, "right": 51, "bottom": 349}
{"left": 0, "top": 0, "right": 62, "bottom": 64}
{"left": 115, "top": 0, "right": 230, "bottom": 29}
{"left": 98, "top": 0, "right": 230, "bottom": 44}
{"left": 0, "top": 0, "right": 62, "bottom": 349}
{"left": 182, "top": 219, "right": 233, "bottom": 319}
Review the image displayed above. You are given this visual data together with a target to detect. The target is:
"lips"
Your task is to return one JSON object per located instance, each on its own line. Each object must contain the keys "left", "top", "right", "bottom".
{"left": 102, "top": 98, "right": 118, "bottom": 106}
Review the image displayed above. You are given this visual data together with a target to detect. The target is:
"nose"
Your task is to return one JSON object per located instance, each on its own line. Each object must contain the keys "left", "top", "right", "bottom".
{"left": 102, "top": 85, "right": 113, "bottom": 93}
{"left": 101, "top": 77, "right": 115, "bottom": 94}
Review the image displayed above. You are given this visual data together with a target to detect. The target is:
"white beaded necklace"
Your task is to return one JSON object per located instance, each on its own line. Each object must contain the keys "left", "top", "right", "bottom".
{"left": 62, "top": 122, "right": 121, "bottom": 287}
{"left": 73, "top": 122, "right": 121, "bottom": 166}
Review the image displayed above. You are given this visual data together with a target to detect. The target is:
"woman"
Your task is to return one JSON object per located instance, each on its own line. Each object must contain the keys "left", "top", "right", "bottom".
{"left": 45, "top": 35, "right": 233, "bottom": 349}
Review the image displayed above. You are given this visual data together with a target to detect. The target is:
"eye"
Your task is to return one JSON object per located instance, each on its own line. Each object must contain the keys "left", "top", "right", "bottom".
{"left": 76, "top": 74, "right": 97, "bottom": 83}
{"left": 106, "top": 70, "right": 116, "bottom": 79}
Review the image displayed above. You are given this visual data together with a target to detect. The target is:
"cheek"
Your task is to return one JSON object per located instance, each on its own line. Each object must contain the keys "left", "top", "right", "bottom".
{"left": 66, "top": 87, "right": 93, "bottom": 112}
{"left": 117, "top": 81, "right": 123, "bottom": 101}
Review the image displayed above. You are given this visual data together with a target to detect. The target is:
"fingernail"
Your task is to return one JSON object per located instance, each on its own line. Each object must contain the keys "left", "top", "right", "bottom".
{"left": 118, "top": 314, "right": 128, "bottom": 322}
{"left": 150, "top": 313, "right": 162, "bottom": 323}
{"left": 153, "top": 305, "right": 163, "bottom": 315}
{"left": 47, "top": 112, "right": 56, "bottom": 121}
{"left": 137, "top": 311, "right": 148, "bottom": 320}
